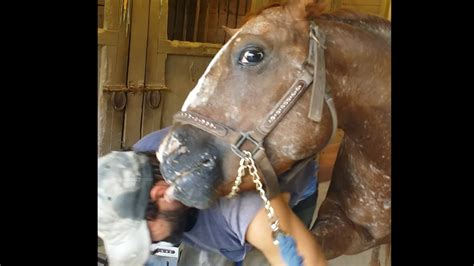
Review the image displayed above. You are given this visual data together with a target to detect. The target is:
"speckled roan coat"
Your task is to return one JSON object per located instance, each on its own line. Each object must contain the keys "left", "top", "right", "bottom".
{"left": 157, "top": 0, "right": 390, "bottom": 259}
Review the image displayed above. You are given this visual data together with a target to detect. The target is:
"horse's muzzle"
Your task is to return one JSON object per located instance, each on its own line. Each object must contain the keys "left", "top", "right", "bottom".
{"left": 158, "top": 125, "right": 221, "bottom": 209}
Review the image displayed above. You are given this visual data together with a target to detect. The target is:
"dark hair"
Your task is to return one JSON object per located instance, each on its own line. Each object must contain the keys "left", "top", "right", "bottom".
{"left": 140, "top": 152, "right": 198, "bottom": 244}
{"left": 138, "top": 152, "right": 166, "bottom": 221}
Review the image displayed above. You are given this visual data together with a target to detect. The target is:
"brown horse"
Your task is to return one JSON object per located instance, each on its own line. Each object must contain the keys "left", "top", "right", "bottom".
{"left": 157, "top": 0, "right": 390, "bottom": 259}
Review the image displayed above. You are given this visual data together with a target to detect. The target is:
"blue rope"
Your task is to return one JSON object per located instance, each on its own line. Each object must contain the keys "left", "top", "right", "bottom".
{"left": 276, "top": 232, "right": 303, "bottom": 266}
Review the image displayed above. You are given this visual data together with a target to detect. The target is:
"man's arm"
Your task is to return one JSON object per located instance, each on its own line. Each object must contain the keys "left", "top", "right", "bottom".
{"left": 245, "top": 193, "right": 327, "bottom": 266}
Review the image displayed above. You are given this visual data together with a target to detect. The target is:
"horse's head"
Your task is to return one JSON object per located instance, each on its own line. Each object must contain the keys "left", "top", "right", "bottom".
{"left": 158, "top": 0, "right": 335, "bottom": 209}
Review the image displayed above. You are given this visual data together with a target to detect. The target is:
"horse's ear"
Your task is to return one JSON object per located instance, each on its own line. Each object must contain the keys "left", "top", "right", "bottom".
{"left": 287, "top": 0, "right": 327, "bottom": 20}
{"left": 222, "top": 26, "right": 239, "bottom": 37}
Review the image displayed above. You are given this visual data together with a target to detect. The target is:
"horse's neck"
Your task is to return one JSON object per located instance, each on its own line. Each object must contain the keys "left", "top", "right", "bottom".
{"left": 319, "top": 11, "right": 391, "bottom": 44}
{"left": 320, "top": 19, "right": 391, "bottom": 170}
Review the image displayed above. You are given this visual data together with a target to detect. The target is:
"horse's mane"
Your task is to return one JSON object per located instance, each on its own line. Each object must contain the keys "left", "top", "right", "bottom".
{"left": 309, "top": 5, "right": 391, "bottom": 43}
{"left": 243, "top": 2, "right": 390, "bottom": 43}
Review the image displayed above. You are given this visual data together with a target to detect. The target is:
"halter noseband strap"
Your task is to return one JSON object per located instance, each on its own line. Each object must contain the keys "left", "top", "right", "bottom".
{"left": 173, "top": 21, "right": 337, "bottom": 199}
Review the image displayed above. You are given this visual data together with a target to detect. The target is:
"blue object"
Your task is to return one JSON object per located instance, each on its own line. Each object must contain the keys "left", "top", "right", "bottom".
{"left": 276, "top": 232, "right": 303, "bottom": 266}
{"left": 133, "top": 127, "right": 170, "bottom": 152}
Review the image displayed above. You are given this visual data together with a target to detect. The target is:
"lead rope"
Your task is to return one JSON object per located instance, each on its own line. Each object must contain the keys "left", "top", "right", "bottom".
{"left": 227, "top": 150, "right": 303, "bottom": 266}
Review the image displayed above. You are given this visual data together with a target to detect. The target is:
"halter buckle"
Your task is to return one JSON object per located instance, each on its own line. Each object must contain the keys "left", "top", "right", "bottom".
{"left": 231, "top": 131, "right": 263, "bottom": 159}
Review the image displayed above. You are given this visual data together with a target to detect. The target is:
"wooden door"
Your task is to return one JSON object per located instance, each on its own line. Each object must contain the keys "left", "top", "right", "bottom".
{"left": 98, "top": 0, "right": 130, "bottom": 156}
{"left": 98, "top": 0, "right": 253, "bottom": 154}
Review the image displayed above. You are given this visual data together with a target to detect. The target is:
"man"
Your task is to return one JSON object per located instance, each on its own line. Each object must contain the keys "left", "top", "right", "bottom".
{"left": 98, "top": 128, "right": 326, "bottom": 265}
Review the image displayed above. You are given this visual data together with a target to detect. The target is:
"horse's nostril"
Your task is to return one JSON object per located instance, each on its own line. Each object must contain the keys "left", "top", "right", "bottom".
{"left": 200, "top": 155, "right": 216, "bottom": 168}
{"left": 202, "top": 158, "right": 211, "bottom": 166}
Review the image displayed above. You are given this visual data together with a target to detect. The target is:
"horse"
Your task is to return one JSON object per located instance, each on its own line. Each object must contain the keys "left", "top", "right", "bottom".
{"left": 156, "top": 0, "right": 390, "bottom": 259}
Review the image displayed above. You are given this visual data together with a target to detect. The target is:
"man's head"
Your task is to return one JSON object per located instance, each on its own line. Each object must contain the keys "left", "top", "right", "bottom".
{"left": 144, "top": 152, "right": 197, "bottom": 244}
{"left": 98, "top": 151, "right": 195, "bottom": 266}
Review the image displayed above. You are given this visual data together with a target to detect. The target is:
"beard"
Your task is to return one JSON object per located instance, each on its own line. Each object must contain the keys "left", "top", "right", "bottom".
{"left": 143, "top": 152, "right": 199, "bottom": 244}
{"left": 146, "top": 200, "right": 198, "bottom": 245}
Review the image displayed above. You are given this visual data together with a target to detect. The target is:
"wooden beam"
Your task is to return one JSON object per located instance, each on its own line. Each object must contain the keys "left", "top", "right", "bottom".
{"left": 123, "top": 92, "right": 145, "bottom": 149}
{"left": 98, "top": 29, "right": 118, "bottom": 46}
{"left": 342, "top": 0, "right": 381, "bottom": 5}
{"left": 158, "top": 39, "right": 221, "bottom": 56}
{"left": 158, "top": 0, "right": 169, "bottom": 41}
{"left": 123, "top": 0, "right": 152, "bottom": 147}
{"left": 103, "top": 0, "right": 119, "bottom": 30}
{"left": 142, "top": 91, "right": 166, "bottom": 137}
{"left": 128, "top": 0, "right": 151, "bottom": 86}
{"left": 379, "top": 0, "right": 391, "bottom": 20}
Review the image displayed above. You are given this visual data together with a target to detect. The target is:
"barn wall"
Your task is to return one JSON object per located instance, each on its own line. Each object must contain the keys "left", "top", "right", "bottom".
{"left": 98, "top": 0, "right": 253, "bottom": 154}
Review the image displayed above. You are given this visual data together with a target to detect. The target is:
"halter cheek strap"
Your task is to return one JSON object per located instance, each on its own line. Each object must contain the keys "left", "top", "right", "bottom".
{"left": 307, "top": 22, "right": 338, "bottom": 142}
{"left": 173, "top": 21, "right": 337, "bottom": 199}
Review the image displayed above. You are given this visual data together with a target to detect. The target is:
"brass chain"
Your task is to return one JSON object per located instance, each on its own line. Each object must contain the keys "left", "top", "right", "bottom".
{"left": 226, "top": 156, "right": 248, "bottom": 198}
{"left": 226, "top": 150, "right": 282, "bottom": 244}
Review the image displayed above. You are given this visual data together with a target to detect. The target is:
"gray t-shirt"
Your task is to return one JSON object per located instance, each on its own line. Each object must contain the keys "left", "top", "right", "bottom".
{"left": 181, "top": 161, "right": 317, "bottom": 262}
{"left": 182, "top": 191, "right": 263, "bottom": 262}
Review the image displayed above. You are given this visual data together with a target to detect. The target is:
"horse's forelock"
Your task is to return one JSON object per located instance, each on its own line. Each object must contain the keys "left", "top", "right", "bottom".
{"left": 241, "top": 3, "right": 282, "bottom": 24}
{"left": 305, "top": 2, "right": 327, "bottom": 19}
{"left": 242, "top": 1, "right": 328, "bottom": 25}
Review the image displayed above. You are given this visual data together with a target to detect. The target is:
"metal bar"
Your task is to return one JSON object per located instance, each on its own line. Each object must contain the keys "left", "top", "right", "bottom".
{"left": 98, "top": 29, "right": 118, "bottom": 46}
{"left": 183, "top": 0, "right": 189, "bottom": 40}
{"left": 234, "top": 0, "right": 239, "bottom": 28}
{"left": 193, "top": 0, "right": 201, "bottom": 42}
{"left": 215, "top": 0, "right": 221, "bottom": 42}
{"left": 203, "top": 1, "right": 210, "bottom": 42}
{"left": 225, "top": 0, "right": 230, "bottom": 27}
{"left": 224, "top": 0, "right": 230, "bottom": 43}
{"left": 166, "top": 0, "right": 176, "bottom": 40}
{"left": 172, "top": 0, "right": 179, "bottom": 39}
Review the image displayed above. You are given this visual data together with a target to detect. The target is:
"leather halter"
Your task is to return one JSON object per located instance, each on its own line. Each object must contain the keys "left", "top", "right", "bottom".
{"left": 173, "top": 22, "right": 338, "bottom": 199}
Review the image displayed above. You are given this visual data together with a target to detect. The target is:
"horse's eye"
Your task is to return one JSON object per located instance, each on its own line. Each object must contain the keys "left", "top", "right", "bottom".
{"left": 238, "top": 47, "right": 264, "bottom": 66}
